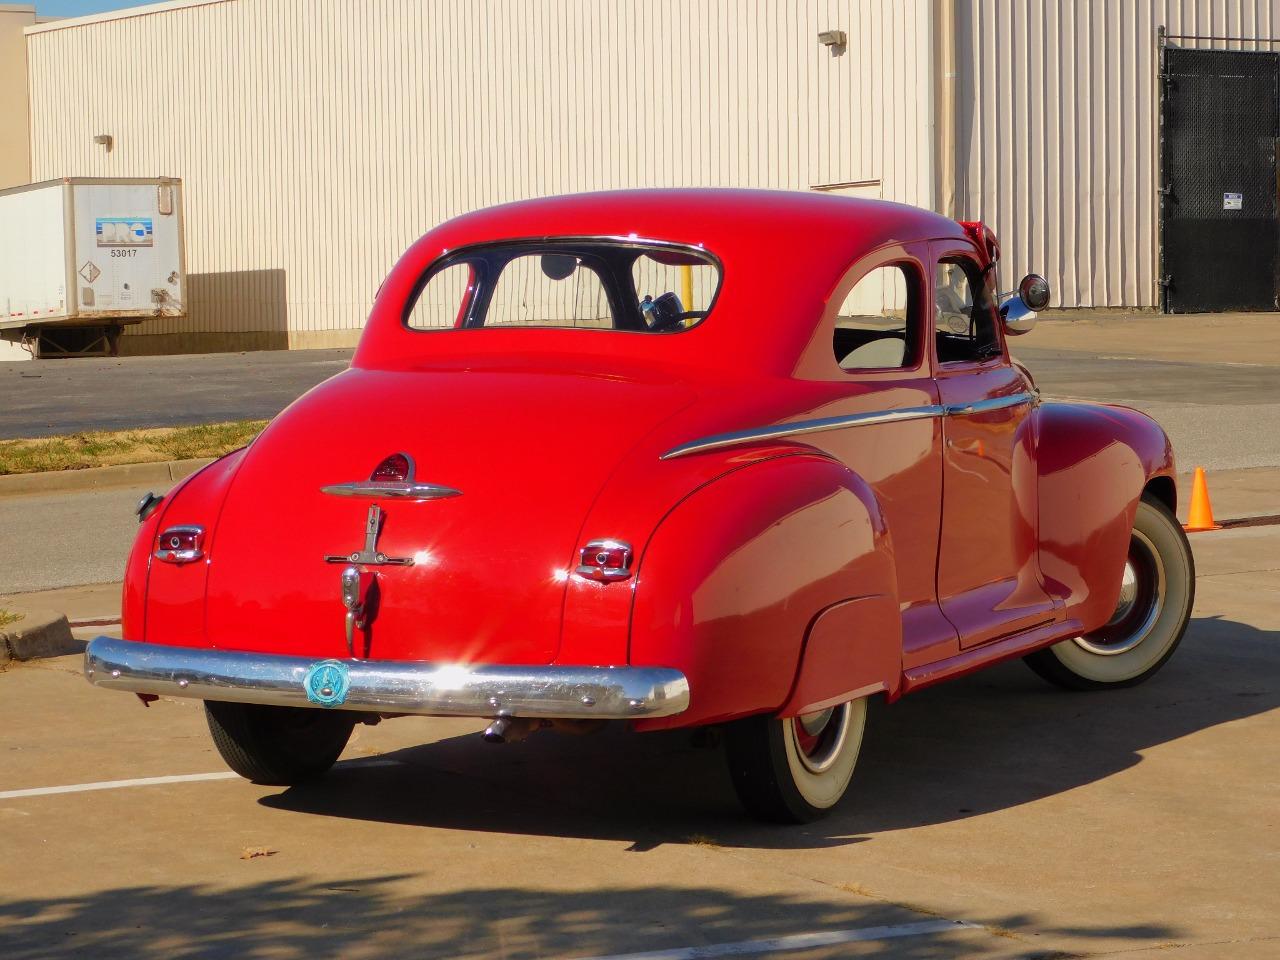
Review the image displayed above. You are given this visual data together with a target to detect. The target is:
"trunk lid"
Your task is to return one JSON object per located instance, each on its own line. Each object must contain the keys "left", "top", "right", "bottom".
{"left": 204, "top": 362, "right": 694, "bottom": 664}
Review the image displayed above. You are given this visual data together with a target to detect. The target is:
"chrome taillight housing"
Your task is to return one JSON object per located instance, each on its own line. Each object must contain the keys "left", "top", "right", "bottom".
{"left": 575, "top": 539, "right": 633, "bottom": 582}
{"left": 155, "top": 525, "right": 204, "bottom": 564}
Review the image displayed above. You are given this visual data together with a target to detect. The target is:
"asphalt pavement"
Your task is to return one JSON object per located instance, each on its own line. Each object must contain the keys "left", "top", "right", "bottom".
{"left": 0, "top": 482, "right": 147, "bottom": 593}
{"left": 1015, "top": 346, "right": 1280, "bottom": 471}
{"left": 0, "top": 349, "right": 352, "bottom": 438}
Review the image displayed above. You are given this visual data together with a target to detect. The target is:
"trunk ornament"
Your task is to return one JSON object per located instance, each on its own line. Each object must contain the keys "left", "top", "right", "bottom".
{"left": 324, "top": 504, "right": 413, "bottom": 566}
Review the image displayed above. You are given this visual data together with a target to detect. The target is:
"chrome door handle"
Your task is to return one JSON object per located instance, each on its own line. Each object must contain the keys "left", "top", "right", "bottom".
{"left": 943, "top": 391, "right": 1038, "bottom": 417}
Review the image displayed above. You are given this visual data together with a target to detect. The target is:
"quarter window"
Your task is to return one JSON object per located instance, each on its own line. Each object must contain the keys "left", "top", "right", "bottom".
{"left": 935, "top": 259, "right": 1001, "bottom": 363}
{"left": 832, "top": 264, "right": 919, "bottom": 370}
{"left": 405, "top": 263, "right": 474, "bottom": 329}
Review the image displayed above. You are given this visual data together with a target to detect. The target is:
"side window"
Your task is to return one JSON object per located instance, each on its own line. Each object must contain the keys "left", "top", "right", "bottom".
{"left": 406, "top": 263, "right": 473, "bottom": 329}
{"left": 831, "top": 264, "right": 918, "bottom": 370}
{"left": 935, "top": 259, "right": 1001, "bottom": 363}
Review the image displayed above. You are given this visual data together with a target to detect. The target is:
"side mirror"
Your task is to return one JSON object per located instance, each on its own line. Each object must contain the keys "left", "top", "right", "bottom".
{"left": 999, "top": 273, "right": 1050, "bottom": 336}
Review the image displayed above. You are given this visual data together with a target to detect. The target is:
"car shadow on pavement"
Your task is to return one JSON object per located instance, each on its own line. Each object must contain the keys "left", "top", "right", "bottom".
{"left": 261, "top": 615, "right": 1278, "bottom": 852}
{"left": 0, "top": 878, "right": 1178, "bottom": 959}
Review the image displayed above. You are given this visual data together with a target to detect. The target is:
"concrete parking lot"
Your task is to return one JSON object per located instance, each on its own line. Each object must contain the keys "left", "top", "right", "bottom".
{"left": 1, "top": 314, "right": 1278, "bottom": 958}
{"left": 2, "top": 522, "right": 1278, "bottom": 959}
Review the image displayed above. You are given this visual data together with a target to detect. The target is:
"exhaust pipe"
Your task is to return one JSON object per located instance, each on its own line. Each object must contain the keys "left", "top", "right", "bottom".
{"left": 482, "top": 716, "right": 541, "bottom": 744}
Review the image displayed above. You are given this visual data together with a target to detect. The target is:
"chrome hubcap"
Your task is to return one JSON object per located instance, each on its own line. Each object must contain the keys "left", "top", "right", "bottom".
{"left": 1072, "top": 529, "right": 1165, "bottom": 656}
{"left": 789, "top": 703, "right": 852, "bottom": 774}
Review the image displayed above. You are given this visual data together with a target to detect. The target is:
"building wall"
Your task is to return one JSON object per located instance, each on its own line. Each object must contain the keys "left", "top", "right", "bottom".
{"left": 0, "top": 4, "right": 35, "bottom": 190}
{"left": 26, "top": 0, "right": 934, "bottom": 351}
{"left": 953, "top": 0, "right": 1280, "bottom": 309}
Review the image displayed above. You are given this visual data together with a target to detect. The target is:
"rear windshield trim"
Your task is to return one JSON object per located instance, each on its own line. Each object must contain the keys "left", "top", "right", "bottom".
{"left": 401, "top": 235, "right": 723, "bottom": 335}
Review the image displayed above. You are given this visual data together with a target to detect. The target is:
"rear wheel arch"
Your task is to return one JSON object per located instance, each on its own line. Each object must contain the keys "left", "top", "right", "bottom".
{"left": 628, "top": 451, "right": 899, "bottom": 730}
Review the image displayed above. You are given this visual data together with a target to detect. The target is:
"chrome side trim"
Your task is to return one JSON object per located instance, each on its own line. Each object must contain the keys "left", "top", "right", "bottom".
{"left": 84, "top": 636, "right": 690, "bottom": 720}
{"left": 659, "top": 405, "right": 944, "bottom": 460}
{"left": 942, "top": 391, "right": 1038, "bottom": 417}
{"left": 320, "top": 481, "right": 462, "bottom": 500}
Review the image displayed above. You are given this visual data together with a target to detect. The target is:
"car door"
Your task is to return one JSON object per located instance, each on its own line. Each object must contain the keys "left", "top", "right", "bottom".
{"left": 931, "top": 241, "right": 1057, "bottom": 648}
{"left": 800, "top": 244, "right": 959, "bottom": 669}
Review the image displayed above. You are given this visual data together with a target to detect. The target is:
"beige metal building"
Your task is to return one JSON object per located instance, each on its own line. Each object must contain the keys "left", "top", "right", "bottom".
{"left": 0, "top": 4, "right": 39, "bottom": 191}
{"left": 15, "top": 0, "right": 1280, "bottom": 353}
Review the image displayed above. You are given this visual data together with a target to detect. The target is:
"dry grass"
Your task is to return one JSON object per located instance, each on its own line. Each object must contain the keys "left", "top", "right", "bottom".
{"left": 0, "top": 609, "right": 23, "bottom": 628}
{"left": 683, "top": 834, "right": 721, "bottom": 849}
{"left": 0, "top": 421, "right": 267, "bottom": 475}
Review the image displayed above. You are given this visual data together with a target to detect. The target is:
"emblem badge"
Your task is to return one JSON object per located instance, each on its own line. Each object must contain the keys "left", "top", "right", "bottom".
{"left": 304, "top": 660, "right": 351, "bottom": 708}
{"left": 324, "top": 504, "right": 413, "bottom": 566}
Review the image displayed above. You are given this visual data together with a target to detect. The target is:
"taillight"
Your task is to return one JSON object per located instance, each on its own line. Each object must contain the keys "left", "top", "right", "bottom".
{"left": 575, "top": 539, "right": 633, "bottom": 582}
{"left": 155, "top": 525, "right": 204, "bottom": 564}
{"left": 371, "top": 453, "right": 412, "bottom": 482}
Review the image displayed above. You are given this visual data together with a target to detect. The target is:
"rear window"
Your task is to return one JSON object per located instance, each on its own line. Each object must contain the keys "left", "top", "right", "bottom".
{"left": 404, "top": 240, "right": 721, "bottom": 333}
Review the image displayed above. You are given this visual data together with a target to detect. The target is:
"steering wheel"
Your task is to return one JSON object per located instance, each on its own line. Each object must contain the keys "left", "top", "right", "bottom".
{"left": 640, "top": 291, "right": 690, "bottom": 332}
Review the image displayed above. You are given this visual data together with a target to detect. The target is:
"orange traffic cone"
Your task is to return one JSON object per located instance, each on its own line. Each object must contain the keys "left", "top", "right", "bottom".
{"left": 1184, "top": 466, "right": 1221, "bottom": 532}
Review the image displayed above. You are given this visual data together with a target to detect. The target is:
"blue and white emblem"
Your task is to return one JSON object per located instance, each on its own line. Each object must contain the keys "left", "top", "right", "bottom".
{"left": 304, "top": 659, "right": 351, "bottom": 707}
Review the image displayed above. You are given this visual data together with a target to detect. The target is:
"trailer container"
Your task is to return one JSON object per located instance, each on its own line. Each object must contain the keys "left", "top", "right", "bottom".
{"left": 0, "top": 177, "right": 185, "bottom": 358}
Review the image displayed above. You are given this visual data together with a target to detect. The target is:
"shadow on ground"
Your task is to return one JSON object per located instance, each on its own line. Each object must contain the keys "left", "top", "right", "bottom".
{"left": 0, "top": 879, "right": 1179, "bottom": 959}
{"left": 261, "top": 616, "right": 1278, "bottom": 851}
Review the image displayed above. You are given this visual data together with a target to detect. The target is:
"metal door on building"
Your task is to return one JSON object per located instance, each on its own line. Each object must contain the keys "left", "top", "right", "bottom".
{"left": 1160, "top": 46, "right": 1280, "bottom": 312}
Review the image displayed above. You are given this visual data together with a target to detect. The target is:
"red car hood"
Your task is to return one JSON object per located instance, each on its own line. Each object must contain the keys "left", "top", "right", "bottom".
{"left": 204, "top": 364, "right": 695, "bottom": 664}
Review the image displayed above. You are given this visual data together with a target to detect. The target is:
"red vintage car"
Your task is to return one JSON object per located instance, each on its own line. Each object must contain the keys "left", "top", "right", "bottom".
{"left": 86, "top": 190, "right": 1194, "bottom": 822}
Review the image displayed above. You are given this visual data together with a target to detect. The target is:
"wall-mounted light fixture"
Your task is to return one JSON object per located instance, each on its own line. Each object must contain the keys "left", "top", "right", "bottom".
{"left": 817, "top": 29, "right": 847, "bottom": 48}
{"left": 93, "top": 133, "right": 113, "bottom": 152}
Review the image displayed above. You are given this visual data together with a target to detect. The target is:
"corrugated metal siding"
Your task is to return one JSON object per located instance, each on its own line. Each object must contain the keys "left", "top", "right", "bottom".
{"left": 27, "top": 0, "right": 933, "bottom": 343}
{"left": 0, "top": 8, "right": 35, "bottom": 190}
{"left": 954, "top": 0, "right": 1280, "bottom": 308}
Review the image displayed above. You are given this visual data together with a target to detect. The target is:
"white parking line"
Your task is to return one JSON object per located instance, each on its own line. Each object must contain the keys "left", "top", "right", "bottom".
{"left": 0, "top": 771, "right": 240, "bottom": 799}
{"left": 574, "top": 919, "right": 977, "bottom": 960}
{"left": 0, "top": 758, "right": 398, "bottom": 800}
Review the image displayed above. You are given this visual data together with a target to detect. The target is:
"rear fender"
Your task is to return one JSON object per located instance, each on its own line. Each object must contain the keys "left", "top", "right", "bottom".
{"left": 1037, "top": 401, "right": 1176, "bottom": 632}
{"left": 629, "top": 453, "right": 899, "bottom": 731}
{"left": 137, "top": 448, "right": 249, "bottom": 646}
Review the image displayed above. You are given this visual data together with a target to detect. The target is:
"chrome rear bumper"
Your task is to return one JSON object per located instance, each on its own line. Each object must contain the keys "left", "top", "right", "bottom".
{"left": 84, "top": 636, "right": 690, "bottom": 720}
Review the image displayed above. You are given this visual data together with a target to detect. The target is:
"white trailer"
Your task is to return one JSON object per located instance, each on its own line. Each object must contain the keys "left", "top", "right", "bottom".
{"left": 0, "top": 177, "right": 185, "bottom": 358}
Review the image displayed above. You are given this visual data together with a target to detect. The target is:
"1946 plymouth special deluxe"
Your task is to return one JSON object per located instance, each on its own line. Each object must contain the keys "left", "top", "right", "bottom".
{"left": 86, "top": 190, "right": 1194, "bottom": 822}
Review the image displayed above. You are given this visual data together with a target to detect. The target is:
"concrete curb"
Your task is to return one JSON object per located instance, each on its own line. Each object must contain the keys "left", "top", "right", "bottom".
{"left": 0, "top": 457, "right": 214, "bottom": 498}
{"left": 0, "top": 610, "right": 83, "bottom": 665}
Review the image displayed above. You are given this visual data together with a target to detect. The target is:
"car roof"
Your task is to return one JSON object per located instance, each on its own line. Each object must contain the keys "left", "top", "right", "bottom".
{"left": 434, "top": 188, "right": 967, "bottom": 259}
{"left": 358, "top": 189, "right": 973, "bottom": 377}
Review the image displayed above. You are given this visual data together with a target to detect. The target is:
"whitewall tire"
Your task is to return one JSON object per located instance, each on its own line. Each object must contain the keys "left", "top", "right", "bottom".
{"left": 725, "top": 697, "right": 868, "bottom": 822}
{"left": 1025, "top": 495, "right": 1195, "bottom": 690}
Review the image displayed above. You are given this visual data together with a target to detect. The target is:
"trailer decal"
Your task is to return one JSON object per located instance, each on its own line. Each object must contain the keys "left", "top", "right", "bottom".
{"left": 95, "top": 217, "right": 153, "bottom": 247}
{"left": 79, "top": 261, "right": 101, "bottom": 283}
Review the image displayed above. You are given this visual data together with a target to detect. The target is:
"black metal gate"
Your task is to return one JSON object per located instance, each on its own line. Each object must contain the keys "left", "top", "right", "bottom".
{"left": 1160, "top": 46, "right": 1280, "bottom": 312}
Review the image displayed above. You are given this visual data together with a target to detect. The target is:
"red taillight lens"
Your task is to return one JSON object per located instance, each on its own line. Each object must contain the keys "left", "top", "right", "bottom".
{"left": 575, "top": 539, "right": 633, "bottom": 582}
{"left": 371, "top": 453, "right": 412, "bottom": 482}
{"left": 155, "top": 525, "right": 204, "bottom": 564}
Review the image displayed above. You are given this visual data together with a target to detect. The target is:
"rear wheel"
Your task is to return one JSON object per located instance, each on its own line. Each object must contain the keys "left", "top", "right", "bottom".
{"left": 205, "top": 701, "right": 355, "bottom": 785}
{"left": 724, "top": 697, "right": 867, "bottom": 823}
{"left": 1025, "top": 495, "right": 1195, "bottom": 690}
